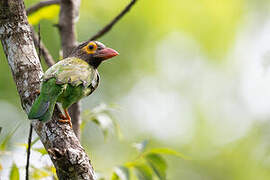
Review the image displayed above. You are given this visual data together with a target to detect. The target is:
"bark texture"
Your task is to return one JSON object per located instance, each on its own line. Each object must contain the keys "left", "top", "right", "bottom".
{"left": 0, "top": 0, "right": 95, "bottom": 179}
{"left": 27, "top": 0, "right": 60, "bottom": 15}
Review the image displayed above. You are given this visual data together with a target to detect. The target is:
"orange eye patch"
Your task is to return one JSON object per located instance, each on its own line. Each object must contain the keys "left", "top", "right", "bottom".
{"left": 82, "top": 42, "right": 97, "bottom": 54}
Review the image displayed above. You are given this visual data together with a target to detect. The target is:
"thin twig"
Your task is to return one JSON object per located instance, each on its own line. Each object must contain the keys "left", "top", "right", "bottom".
{"left": 31, "top": 27, "right": 55, "bottom": 67}
{"left": 90, "top": 0, "right": 138, "bottom": 41}
{"left": 27, "top": 0, "right": 57, "bottom": 67}
{"left": 27, "top": 0, "right": 60, "bottom": 15}
{"left": 58, "top": 0, "right": 80, "bottom": 57}
{"left": 38, "top": 24, "right": 41, "bottom": 59}
{"left": 25, "top": 124, "right": 33, "bottom": 180}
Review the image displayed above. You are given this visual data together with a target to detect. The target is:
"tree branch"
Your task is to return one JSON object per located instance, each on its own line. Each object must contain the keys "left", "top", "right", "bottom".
{"left": 90, "top": 0, "right": 138, "bottom": 41}
{"left": 26, "top": 2, "right": 56, "bottom": 67}
{"left": 26, "top": 0, "right": 60, "bottom": 15}
{"left": 58, "top": 0, "right": 80, "bottom": 57}
{"left": 26, "top": 124, "right": 33, "bottom": 180}
{"left": 31, "top": 27, "right": 55, "bottom": 67}
{"left": 0, "top": 0, "right": 95, "bottom": 179}
{"left": 69, "top": 101, "right": 81, "bottom": 138}
{"left": 58, "top": 0, "right": 82, "bottom": 138}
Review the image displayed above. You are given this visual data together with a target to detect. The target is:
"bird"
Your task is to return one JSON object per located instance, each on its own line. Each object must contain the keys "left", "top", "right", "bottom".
{"left": 28, "top": 41, "right": 118, "bottom": 127}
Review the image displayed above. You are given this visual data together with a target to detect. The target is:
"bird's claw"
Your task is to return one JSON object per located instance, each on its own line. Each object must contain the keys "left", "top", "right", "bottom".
{"left": 58, "top": 113, "right": 72, "bottom": 128}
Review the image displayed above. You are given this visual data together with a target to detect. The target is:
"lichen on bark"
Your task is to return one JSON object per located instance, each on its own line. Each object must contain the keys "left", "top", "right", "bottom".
{"left": 0, "top": 0, "right": 96, "bottom": 179}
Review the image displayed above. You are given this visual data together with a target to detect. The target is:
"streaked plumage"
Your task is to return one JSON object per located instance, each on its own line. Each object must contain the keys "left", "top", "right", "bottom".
{"left": 28, "top": 41, "right": 118, "bottom": 126}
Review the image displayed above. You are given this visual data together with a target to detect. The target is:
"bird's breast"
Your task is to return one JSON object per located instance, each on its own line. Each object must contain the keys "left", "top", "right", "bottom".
{"left": 85, "top": 72, "right": 100, "bottom": 96}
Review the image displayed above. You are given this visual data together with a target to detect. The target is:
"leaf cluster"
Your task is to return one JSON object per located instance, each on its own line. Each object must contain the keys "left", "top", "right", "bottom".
{"left": 82, "top": 103, "right": 122, "bottom": 140}
{"left": 110, "top": 141, "right": 188, "bottom": 180}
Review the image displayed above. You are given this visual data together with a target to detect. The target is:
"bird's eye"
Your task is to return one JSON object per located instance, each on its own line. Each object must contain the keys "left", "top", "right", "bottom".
{"left": 83, "top": 42, "right": 97, "bottom": 54}
{"left": 88, "top": 45, "right": 94, "bottom": 50}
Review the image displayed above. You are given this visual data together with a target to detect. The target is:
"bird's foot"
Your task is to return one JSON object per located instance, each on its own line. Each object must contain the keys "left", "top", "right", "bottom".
{"left": 58, "top": 119, "right": 72, "bottom": 128}
{"left": 58, "top": 113, "right": 72, "bottom": 128}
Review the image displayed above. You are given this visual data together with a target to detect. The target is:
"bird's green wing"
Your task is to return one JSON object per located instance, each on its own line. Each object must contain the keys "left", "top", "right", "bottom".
{"left": 28, "top": 78, "right": 65, "bottom": 122}
{"left": 29, "top": 57, "right": 97, "bottom": 122}
{"left": 43, "top": 57, "right": 97, "bottom": 87}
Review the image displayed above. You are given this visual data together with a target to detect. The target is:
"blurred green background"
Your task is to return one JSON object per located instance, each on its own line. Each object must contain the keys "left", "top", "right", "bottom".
{"left": 2, "top": 0, "right": 270, "bottom": 179}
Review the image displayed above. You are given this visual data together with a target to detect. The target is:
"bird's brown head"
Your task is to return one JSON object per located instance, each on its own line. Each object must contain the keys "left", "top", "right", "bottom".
{"left": 70, "top": 41, "right": 119, "bottom": 68}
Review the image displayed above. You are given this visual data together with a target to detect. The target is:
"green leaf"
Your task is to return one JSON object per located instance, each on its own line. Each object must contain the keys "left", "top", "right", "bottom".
{"left": 31, "top": 137, "right": 40, "bottom": 146}
{"left": 146, "top": 148, "right": 190, "bottom": 160}
{"left": 81, "top": 104, "right": 122, "bottom": 140}
{"left": 96, "top": 171, "right": 106, "bottom": 180}
{"left": 9, "top": 163, "right": 19, "bottom": 180}
{"left": 133, "top": 163, "right": 153, "bottom": 180}
{"left": 33, "top": 147, "right": 47, "bottom": 156}
{"left": 0, "top": 124, "right": 20, "bottom": 150}
{"left": 91, "top": 103, "right": 118, "bottom": 114}
{"left": 80, "top": 119, "right": 87, "bottom": 131}
{"left": 28, "top": 4, "right": 60, "bottom": 25}
{"left": 133, "top": 140, "right": 148, "bottom": 153}
{"left": 50, "top": 166, "right": 57, "bottom": 179}
{"left": 44, "top": 166, "right": 58, "bottom": 179}
{"left": 144, "top": 153, "right": 167, "bottom": 180}
{"left": 111, "top": 166, "right": 130, "bottom": 180}
{"left": 31, "top": 167, "right": 50, "bottom": 179}
{"left": 17, "top": 137, "right": 40, "bottom": 149}
{"left": 92, "top": 113, "right": 114, "bottom": 139}
{"left": 111, "top": 173, "right": 119, "bottom": 180}
{"left": 108, "top": 113, "right": 123, "bottom": 140}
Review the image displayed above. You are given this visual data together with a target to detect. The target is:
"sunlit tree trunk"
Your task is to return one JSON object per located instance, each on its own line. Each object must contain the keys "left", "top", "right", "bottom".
{"left": 0, "top": 0, "right": 96, "bottom": 179}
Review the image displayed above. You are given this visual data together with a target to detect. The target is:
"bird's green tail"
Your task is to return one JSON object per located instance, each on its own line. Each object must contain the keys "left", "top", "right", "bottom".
{"left": 28, "top": 78, "right": 65, "bottom": 122}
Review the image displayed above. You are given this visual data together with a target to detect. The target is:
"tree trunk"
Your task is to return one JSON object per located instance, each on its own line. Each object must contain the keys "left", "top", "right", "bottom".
{"left": 0, "top": 0, "right": 96, "bottom": 179}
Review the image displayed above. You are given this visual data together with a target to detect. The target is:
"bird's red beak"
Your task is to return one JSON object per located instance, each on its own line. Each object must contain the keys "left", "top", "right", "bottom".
{"left": 97, "top": 48, "right": 119, "bottom": 60}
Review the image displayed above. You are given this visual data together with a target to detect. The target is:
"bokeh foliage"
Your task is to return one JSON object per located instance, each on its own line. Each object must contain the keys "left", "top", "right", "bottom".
{"left": 1, "top": 0, "right": 270, "bottom": 179}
